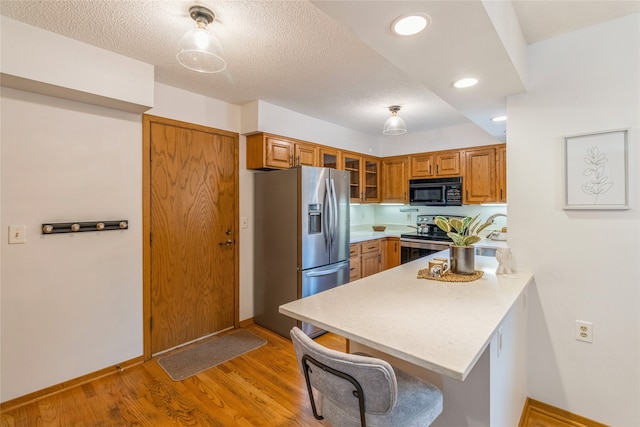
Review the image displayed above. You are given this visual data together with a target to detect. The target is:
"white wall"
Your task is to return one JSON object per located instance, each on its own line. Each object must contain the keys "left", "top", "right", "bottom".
{"left": 0, "top": 89, "right": 143, "bottom": 401}
{"left": 0, "top": 17, "right": 154, "bottom": 113}
{"left": 377, "top": 122, "right": 500, "bottom": 157}
{"left": 241, "top": 100, "right": 378, "bottom": 155}
{"left": 507, "top": 14, "right": 639, "bottom": 426}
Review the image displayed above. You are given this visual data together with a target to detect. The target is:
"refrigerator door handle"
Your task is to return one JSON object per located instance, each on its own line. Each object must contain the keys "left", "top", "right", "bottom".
{"left": 330, "top": 178, "right": 338, "bottom": 245}
{"left": 326, "top": 178, "right": 334, "bottom": 246}
{"left": 304, "top": 266, "right": 344, "bottom": 277}
{"left": 322, "top": 178, "right": 330, "bottom": 249}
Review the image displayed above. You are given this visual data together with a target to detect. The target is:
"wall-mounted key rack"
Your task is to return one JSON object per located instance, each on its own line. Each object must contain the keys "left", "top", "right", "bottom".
{"left": 42, "top": 220, "right": 128, "bottom": 234}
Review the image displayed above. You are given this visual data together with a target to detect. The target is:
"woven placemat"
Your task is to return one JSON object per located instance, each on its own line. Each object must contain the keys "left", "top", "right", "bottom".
{"left": 417, "top": 268, "right": 484, "bottom": 282}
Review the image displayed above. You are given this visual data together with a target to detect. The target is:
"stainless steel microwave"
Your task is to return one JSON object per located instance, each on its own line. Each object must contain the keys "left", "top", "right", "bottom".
{"left": 408, "top": 177, "right": 463, "bottom": 206}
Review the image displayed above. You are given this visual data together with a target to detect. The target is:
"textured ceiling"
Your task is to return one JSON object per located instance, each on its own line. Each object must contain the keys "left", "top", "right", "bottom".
{"left": 1, "top": 1, "right": 638, "bottom": 140}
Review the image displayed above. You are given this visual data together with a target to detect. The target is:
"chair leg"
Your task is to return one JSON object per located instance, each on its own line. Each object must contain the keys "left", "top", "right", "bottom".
{"left": 302, "top": 358, "right": 324, "bottom": 421}
{"left": 302, "top": 354, "right": 367, "bottom": 427}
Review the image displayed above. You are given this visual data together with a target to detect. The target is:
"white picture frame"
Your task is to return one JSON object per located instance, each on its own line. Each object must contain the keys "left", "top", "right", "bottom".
{"left": 563, "top": 129, "right": 629, "bottom": 210}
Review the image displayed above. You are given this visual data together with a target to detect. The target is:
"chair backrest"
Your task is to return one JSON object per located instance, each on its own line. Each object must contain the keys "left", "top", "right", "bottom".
{"left": 290, "top": 327, "right": 398, "bottom": 415}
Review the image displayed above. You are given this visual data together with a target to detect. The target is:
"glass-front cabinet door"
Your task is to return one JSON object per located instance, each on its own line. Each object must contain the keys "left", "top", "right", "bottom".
{"left": 342, "top": 153, "right": 379, "bottom": 203}
{"left": 363, "top": 157, "right": 379, "bottom": 202}
{"left": 343, "top": 153, "right": 361, "bottom": 202}
{"left": 319, "top": 147, "right": 341, "bottom": 170}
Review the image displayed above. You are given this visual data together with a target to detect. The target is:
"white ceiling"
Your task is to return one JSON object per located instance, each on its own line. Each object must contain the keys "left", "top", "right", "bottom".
{"left": 1, "top": 1, "right": 638, "bottom": 140}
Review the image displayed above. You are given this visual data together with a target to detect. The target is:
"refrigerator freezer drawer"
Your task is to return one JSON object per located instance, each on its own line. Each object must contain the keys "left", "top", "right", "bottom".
{"left": 300, "top": 260, "right": 350, "bottom": 337}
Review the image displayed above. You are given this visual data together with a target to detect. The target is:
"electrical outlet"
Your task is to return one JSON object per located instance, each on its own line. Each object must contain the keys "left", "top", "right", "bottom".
{"left": 405, "top": 213, "right": 411, "bottom": 221}
{"left": 575, "top": 320, "right": 593, "bottom": 343}
{"left": 240, "top": 217, "right": 248, "bottom": 229}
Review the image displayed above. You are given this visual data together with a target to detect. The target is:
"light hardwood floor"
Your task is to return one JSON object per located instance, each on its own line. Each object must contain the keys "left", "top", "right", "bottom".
{"left": 1, "top": 324, "right": 345, "bottom": 426}
{"left": 2, "top": 324, "right": 605, "bottom": 427}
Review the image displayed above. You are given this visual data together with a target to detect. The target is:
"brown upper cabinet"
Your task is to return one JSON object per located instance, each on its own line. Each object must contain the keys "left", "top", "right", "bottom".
{"left": 497, "top": 145, "right": 507, "bottom": 203}
{"left": 410, "top": 150, "right": 461, "bottom": 178}
{"left": 319, "top": 146, "right": 342, "bottom": 170}
{"left": 246, "top": 132, "right": 317, "bottom": 170}
{"left": 246, "top": 131, "right": 506, "bottom": 205}
{"left": 343, "top": 152, "right": 379, "bottom": 203}
{"left": 463, "top": 144, "right": 506, "bottom": 204}
{"left": 381, "top": 156, "right": 409, "bottom": 203}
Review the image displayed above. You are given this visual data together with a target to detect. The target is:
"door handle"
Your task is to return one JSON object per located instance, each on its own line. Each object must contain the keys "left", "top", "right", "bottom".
{"left": 219, "top": 239, "right": 234, "bottom": 247}
{"left": 305, "top": 266, "right": 344, "bottom": 277}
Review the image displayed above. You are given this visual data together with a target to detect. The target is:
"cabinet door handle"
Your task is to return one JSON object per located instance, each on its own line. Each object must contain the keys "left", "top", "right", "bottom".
{"left": 289, "top": 155, "right": 293, "bottom": 167}
{"left": 436, "top": 164, "right": 439, "bottom": 174}
{"left": 296, "top": 155, "right": 300, "bottom": 166}
{"left": 429, "top": 165, "right": 432, "bottom": 174}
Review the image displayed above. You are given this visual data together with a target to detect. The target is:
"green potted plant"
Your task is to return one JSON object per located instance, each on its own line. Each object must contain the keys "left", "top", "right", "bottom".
{"left": 434, "top": 215, "right": 492, "bottom": 275}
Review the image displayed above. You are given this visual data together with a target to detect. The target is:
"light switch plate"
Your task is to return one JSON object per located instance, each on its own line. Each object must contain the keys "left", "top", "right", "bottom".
{"left": 9, "top": 225, "right": 26, "bottom": 244}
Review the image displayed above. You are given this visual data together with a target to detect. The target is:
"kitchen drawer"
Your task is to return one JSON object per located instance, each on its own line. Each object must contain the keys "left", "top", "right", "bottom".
{"left": 349, "top": 257, "right": 361, "bottom": 281}
{"left": 361, "top": 240, "right": 381, "bottom": 254}
{"left": 350, "top": 243, "right": 361, "bottom": 258}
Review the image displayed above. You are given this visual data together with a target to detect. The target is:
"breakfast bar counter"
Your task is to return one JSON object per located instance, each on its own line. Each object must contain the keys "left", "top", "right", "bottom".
{"left": 280, "top": 253, "right": 531, "bottom": 380}
{"left": 280, "top": 252, "right": 533, "bottom": 426}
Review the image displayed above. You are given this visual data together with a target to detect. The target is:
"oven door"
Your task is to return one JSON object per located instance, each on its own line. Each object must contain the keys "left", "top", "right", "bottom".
{"left": 400, "top": 239, "right": 450, "bottom": 264}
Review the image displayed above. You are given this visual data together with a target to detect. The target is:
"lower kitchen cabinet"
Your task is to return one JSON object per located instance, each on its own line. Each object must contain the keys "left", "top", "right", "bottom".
{"left": 382, "top": 237, "right": 401, "bottom": 270}
{"left": 361, "top": 250, "right": 382, "bottom": 277}
{"left": 349, "top": 243, "right": 362, "bottom": 281}
{"left": 350, "top": 238, "right": 401, "bottom": 281}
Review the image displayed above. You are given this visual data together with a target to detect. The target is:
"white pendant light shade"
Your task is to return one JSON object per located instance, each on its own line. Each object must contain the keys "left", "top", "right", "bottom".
{"left": 383, "top": 106, "right": 407, "bottom": 135}
{"left": 177, "top": 6, "right": 227, "bottom": 73}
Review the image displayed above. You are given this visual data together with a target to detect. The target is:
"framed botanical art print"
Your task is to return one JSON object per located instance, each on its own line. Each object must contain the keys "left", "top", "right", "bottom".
{"left": 563, "top": 129, "right": 629, "bottom": 210}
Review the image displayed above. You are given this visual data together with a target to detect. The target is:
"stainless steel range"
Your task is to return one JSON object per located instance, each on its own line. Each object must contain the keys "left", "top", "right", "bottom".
{"left": 400, "top": 214, "right": 464, "bottom": 264}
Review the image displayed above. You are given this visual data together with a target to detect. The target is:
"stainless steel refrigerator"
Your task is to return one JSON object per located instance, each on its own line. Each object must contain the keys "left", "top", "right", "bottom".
{"left": 254, "top": 166, "right": 350, "bottom": 338}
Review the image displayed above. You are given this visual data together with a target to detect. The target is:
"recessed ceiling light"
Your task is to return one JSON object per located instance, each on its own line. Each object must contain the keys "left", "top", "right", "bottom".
{"left": 452, "top": 78, "right": 478, "bottom": 89}
{"left": 491, "top": 115, "right": 507, "bottom": 122}
{"left": 392, "top": 14, "right": 430, "bottom": 36}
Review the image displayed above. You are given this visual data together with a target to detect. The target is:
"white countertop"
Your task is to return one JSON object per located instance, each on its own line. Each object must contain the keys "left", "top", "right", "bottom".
{"left": 350, "top": 225, "right": 510, "bottom": 249}
{"left": 349, "top": 225, "right": 406, "bottom": 243}
{"left": 280, "top": 253, "right": 532, "bottom": 381}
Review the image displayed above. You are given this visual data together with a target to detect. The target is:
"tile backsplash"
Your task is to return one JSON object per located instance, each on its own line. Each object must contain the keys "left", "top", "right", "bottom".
{"left": 350, "top": 204, "right": 508, "bottom": 228}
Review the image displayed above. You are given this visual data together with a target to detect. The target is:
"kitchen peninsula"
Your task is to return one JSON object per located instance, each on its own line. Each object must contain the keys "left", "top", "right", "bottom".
{"left": 280, "top": 253, "right": 533, "bottom": 426}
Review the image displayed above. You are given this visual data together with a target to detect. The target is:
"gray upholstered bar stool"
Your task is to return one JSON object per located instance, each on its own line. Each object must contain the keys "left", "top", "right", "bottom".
{"left": 291, "top": 327, "right": 443, "bottom": 427}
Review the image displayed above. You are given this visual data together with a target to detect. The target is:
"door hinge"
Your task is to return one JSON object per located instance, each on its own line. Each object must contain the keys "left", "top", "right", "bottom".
{"left": 150, "top": 232, "right": 153, "bottom": 245}
{"left": 150, "top": 317, "right": 153, "bottom": 330}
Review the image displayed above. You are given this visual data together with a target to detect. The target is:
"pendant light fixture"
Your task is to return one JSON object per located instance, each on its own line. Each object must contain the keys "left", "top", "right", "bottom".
{"left": 382, "top": 106, "right": 407, "bottom": 135}
{"left": 176, "top": 6, "right": 227, "bottom": 73}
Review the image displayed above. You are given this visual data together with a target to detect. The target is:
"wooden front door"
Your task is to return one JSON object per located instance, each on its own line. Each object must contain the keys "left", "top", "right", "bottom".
{"left": 143, "top": 115, "right": 239, "bottom": 357}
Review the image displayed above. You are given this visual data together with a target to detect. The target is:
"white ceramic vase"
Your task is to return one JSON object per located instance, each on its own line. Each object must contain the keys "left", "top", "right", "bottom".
{"left": 495, "top": 247, "right": 513, "bottom": 275}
